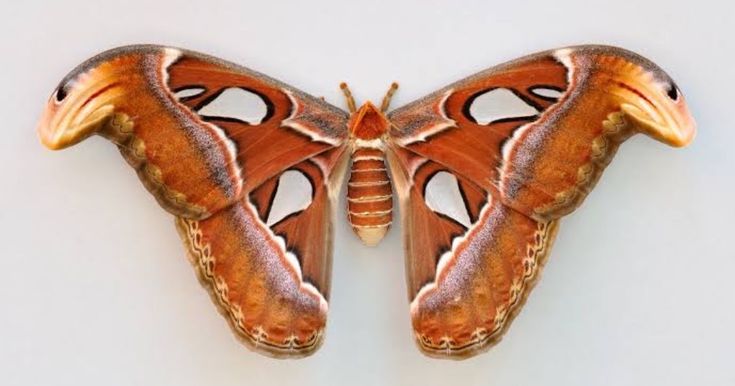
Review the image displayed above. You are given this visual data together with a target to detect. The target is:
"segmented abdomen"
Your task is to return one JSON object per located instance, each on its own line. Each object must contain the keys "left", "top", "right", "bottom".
{"left": 347, "top": 148, "right": 393, "bottom": 246}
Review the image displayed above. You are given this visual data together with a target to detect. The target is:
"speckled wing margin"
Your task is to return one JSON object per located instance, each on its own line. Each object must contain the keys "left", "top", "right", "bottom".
{"left": 387, "top": 45, "right": 695, "bottom": 358}
{"left": 37, "top": 45, "right": 350, "bottom": 357}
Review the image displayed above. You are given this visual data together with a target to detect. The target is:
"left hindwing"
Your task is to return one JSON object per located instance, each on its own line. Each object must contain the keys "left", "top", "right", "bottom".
{"left": 387, "top": 142, "right": 559, "bottom": 358}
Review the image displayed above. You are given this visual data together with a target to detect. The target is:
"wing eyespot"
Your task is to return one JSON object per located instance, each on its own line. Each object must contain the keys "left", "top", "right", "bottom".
{"left": 666, "top": 82, "right": 680, "bottom": 101}
{"left": 52, "top": 79, "right": 71, "bottom": 103}
{"left": 54, "top": 86, "right": 68, "bottom": 102}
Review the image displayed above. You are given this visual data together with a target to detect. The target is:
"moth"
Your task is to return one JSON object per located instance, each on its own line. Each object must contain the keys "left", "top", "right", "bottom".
{"left": 37, "top": 44, "right": 695, "bottom": 359}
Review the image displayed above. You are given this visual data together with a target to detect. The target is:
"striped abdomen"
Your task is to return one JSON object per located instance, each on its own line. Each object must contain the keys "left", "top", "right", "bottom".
{"left": 347, "top": 148, "right": 393, "bottom": 246}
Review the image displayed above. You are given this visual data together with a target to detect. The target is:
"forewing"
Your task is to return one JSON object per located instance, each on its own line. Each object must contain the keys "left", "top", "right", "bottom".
{"left": 41, "top": 45, "right": 348, "bottom": 219}
{"left": 389, "top": 46, "right": 647, "bottom": 220}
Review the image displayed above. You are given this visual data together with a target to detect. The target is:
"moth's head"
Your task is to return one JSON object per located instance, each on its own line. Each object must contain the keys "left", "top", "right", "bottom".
{"left": 37, "top": 50, "right": 138, "bottom": 150}
{"left": 585, "top": 47, "right": 696, "bottom": 147}
{"left": 349, "top": 101, "right": 390, "bottom": 139}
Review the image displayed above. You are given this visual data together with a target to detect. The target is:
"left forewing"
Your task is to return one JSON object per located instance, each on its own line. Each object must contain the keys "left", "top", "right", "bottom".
{"left": 388, "top": 45, "right": 688, "bottom": 221}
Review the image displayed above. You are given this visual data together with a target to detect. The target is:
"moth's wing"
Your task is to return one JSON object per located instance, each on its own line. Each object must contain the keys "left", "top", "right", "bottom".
{"left": 37, "top": 45, "right": 350, "bottom": 357}
{"left": 386, "top": 49, "right": 574, "bottom": 358}
{"left": 388, "top": 45, "right": 693, "bottom": 220}
{"left": 387, "top": 145, "right": 558, "bottom": 358}
{"left": 387, "top": 45, "right": 694, "bottom": 358}
{"left": 39, "top": 45, "right": 348, "bottom": 219}
{"left": 177, "top": 145, "right": 348, "bottom": 357}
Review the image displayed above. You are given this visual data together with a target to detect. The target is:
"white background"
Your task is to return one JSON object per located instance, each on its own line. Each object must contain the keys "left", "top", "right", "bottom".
{"left": 1, "top": 1, "right": 733, "bottom": 385}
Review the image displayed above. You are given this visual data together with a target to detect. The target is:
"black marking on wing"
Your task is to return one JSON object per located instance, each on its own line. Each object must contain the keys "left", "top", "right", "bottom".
{"left": 172, "top": 85, "right": 208, "bottom": 102}
{"left": 193, "top": 87, "right": 276, "bottom": 125}
{"left": 462, "top": 87, "right": 543, "bottom": 125}
{"left": 527, "top": 84, "right": 565, "bottom": 102}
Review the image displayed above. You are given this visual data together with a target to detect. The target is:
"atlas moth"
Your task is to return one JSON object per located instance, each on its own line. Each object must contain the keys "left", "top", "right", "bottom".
{"left": 37, "top": 44, "right": 695, "bottom": 359}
